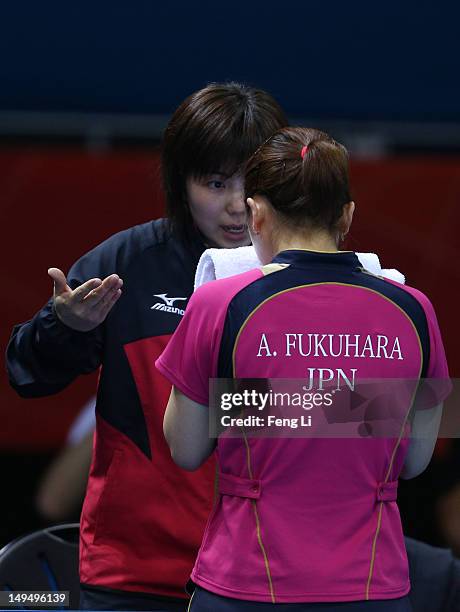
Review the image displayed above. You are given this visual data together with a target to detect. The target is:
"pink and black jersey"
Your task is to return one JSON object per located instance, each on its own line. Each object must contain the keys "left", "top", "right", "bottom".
{"left": 157, "top": 249, "right": 450, "bottom": 604}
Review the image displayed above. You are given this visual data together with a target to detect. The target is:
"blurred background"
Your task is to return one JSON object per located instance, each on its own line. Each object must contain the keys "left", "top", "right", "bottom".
{"left": 1, "top": 0, "right": 459, "bottom": 553}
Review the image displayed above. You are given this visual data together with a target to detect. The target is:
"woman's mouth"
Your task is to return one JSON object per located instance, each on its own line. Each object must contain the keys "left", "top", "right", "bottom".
{"left": 220, "top": 224, "right": 248, "bottom": 241}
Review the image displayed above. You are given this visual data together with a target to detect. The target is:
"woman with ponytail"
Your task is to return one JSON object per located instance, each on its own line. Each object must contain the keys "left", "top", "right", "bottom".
{"left": 157, "top": 127, "right": 450, "bottom": 611}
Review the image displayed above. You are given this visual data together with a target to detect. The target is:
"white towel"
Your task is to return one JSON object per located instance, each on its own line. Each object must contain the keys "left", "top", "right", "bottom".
{"left": 194, "top": 246, "right": 259, "bottom": 290}
{"left": 194, "top": 246, "right": 405, "bottom": 289}
{"left": 355, "top": 253, "right": 405, "bottom": 284}
{"left": 380, "top": 268, "right": 405, "bottom": 284}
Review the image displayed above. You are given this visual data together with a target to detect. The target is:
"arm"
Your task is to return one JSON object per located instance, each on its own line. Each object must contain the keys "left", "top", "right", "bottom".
{"left": 400, "top": 403, "right": 443, "bottom": 479}
{"left": 163, "top": 387, "right": 216, "bottom": 471}
{"left": 156, "top": 278, "right": 242, "bottom": 468}
{"left": 400, "top": 292, "right": 450, "bottom": 480}
{"left": 6, "top": 243, "right": 123, "bottom": 398}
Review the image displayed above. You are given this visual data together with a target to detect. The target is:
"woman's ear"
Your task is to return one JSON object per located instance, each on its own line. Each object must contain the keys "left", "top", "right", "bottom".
{"left": 246, "top": 197, "right": 255, "bottom": 216}
{"left": 339, "top": 201, "right": 355, "bottom": 236}
{"left": 246, "top": 197, "right": 261, "bottom": 235}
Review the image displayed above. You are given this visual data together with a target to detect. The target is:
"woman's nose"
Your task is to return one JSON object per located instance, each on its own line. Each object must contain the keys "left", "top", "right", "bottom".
{"left": 226, "top": 187, "right": 246, "bottom": 216}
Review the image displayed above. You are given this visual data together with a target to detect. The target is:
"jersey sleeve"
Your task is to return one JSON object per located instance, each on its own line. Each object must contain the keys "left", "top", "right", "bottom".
{"left": 415, "top": 291, "right": 451, "bottom": 410}
{"left": 156, "top": 284, "right": 227, "bottom": 406}
{"left": 425, "top": 301, "right": 449, "bottom": 380}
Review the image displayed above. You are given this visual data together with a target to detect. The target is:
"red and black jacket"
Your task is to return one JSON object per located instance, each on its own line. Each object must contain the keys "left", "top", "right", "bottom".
{"left": 7, "top": 219, "right": 216, "bottom": 600}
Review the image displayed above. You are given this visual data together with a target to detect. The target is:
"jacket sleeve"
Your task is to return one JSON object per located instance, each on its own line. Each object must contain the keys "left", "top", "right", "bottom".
{"left": 6, "top": 241, "right": 115, "bottom": 398}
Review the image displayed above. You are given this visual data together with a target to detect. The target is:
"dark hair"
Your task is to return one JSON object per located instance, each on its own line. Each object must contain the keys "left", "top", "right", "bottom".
{"left": 161, "top": 82, "right": 288, "bottom": 239}
{"left": 244, "top": 127, "right": 351, "bottom": 231}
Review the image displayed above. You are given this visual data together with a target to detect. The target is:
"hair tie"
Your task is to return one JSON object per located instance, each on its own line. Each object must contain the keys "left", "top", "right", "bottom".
{"left": 301, "top": 145, "right": 309, "bottom": 159}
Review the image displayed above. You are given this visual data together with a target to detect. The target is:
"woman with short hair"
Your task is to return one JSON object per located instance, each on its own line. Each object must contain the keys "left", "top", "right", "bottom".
{"left": 6, "top": 83, "right": 288, "bottom": 612}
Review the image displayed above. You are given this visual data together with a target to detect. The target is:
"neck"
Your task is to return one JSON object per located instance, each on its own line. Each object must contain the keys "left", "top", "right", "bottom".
{"left": 273, "top": 228, "right": 339, "bottom": 255}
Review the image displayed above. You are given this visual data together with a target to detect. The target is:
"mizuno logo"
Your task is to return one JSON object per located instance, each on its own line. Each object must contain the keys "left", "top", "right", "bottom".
{"left": 153, "top": 293, "right": 187, "bottom": 307}
{"left": 151, "top": 293, "right": 187, "bottom": 315}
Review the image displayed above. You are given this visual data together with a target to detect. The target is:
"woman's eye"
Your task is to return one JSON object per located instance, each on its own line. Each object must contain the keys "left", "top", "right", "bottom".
{"left": 208, "top": 180, "right": 225, "bottom": 189}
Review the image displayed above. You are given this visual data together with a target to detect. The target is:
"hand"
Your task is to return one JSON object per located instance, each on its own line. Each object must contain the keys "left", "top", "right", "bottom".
{"left": 48, "top": 268, "right": 123, "bottom": 332}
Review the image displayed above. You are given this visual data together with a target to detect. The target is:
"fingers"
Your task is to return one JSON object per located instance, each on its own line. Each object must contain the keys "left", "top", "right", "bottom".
{"left": 73, "top": 277, "right": 104, "bottom": 300}
{"left": 94, "top": 287, "right": 122, "bottom": 318}
{"left": 80, "top": 274, "right": 123, "bottom": 305}
{"left": 50, "top": 270, "right": 123, "bottom": 332}
{"left": 48, "top": 268, "right": 70, "bottom": 296}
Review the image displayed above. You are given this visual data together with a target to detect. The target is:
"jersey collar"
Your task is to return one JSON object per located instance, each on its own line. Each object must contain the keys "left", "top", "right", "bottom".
{"left": 272, "top": 249, "right": 360, "bottom": 269}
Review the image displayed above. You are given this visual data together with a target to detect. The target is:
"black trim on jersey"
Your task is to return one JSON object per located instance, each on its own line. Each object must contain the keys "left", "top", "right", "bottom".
{"left": 218, "top": 250, "right": 430, "bottom": 379}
